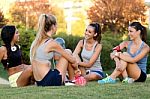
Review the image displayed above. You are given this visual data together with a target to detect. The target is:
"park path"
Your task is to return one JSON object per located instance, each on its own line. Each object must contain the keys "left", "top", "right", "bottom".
{"left": 0, "top": 77, "right": 9, "bottom": 85}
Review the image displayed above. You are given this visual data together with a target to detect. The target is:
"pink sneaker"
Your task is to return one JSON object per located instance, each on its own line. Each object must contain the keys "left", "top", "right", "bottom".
{"left": 73, "top": 76, "right": 87, "bottom": 86}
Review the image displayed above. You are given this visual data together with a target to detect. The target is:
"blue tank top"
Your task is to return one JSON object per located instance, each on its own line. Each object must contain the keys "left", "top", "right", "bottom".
{"left": 127, "top": 41, "right": 148, "bottom": 73}
{"left": 81, "top": 40, "right": 103, "bottom": 71}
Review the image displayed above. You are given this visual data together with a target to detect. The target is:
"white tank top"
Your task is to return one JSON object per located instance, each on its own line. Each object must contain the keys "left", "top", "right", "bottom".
{"left": 81, "top": 40, "right": 103, "bottom": 71}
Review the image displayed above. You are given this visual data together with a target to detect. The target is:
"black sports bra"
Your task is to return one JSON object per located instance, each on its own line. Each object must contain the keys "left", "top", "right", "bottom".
{"left": 1, "top": 45, "right": 22, "bottom": 68}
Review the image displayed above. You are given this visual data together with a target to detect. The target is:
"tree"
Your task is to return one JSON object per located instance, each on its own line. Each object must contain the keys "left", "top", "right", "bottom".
{"left": 0, "top": 10, "right": 7, "bottom": 28}
{"left": 8, "top": 0, "right": 66, "bottom": 31}
{"left": 87, "top": 0, "right": 147, "bottom": 33}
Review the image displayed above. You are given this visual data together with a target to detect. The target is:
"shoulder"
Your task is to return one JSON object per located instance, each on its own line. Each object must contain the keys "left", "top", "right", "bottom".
{"left": 95, "top": 43, "right": 102, "bottom": 50}
{"left": 0, "top": 46, "right": 7, "bottom": 55}
{"left": 47, "top": 39, "right": 60, "bottom": 49}
{"left": 143, "top": 43, "right": 150, "bottom": 52}
{"left": 78, "top": 39, "right": 84, "bottom": 47}
{"left": 0, "top": 46, "right": 6, "bottom": 52}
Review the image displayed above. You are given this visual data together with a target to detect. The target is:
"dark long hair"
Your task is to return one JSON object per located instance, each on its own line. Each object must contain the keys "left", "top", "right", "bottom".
{"left": 89, "top": 22, "right": 101, "bottom": 43}
{"left": 1, "top": 25, "right": 16, "bottom": 68}
{"left": 129, "top": 22, "right": 147, "bottom": 43}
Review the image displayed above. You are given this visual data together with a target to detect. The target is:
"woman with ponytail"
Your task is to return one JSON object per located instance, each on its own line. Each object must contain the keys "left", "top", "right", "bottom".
{"left": 98, "top": 22, "right": 150, "bottom": 84}
{"left": 0, "top": 25, "right": 34, "bottom": 87}
{"left": 68, "top": 22, "right": 105, "bottom": 81}
{"left": 30, "top": 14, "right": 79, "bottom": 86}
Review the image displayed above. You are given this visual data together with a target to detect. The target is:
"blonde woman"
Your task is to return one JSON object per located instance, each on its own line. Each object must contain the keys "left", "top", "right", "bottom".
{"left": 30, "top": 14, "right": 78, "bottom": 86}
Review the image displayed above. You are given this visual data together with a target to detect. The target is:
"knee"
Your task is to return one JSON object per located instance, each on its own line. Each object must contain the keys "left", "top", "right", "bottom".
{"left": 65, "top": 49, "right": 72, "bottom": 54}
{"left": 26, "top": 66, "right": 33, "bottom": 74}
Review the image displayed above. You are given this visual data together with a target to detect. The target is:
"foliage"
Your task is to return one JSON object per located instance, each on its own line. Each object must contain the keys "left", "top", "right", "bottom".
{"left": 18, "top": 27, "right": 36, "bottom": 64}
{"left": 87, "top": 0, "right": 147, "bottom": 33}
{"left": 54, "top": 32, "right": 83, "bottom": 51}
{"left": 8, "top": 0, "right": 66, "bottom": 32}
{"left": 101, "top": 31, "right": 123, "bottom": 70}
{"left": 0, "top": 10, "right": 7, "bottom": 28}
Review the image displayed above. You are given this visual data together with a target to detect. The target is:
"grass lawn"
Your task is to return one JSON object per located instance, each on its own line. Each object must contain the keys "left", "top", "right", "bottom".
{"left": 0, "top": 64, "right": 150, "bottom": 99}
{"left": 0, "top": 78, "right": 150, "bottom": 99}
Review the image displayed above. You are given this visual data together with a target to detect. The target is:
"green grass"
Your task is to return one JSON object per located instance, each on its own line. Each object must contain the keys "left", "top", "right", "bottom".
{"left": 0, "top": 63, "right": 8, "bottom": 80}
{"left": 0, "top": 78, "right": 150, "bottom": 99}
{"left": 1, "top": 64, "right": 150, "bottom": 99}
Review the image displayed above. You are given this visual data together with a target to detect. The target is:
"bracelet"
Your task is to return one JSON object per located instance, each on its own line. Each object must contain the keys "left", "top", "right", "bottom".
{"left": 113, "top": 46, "right": 121, "bottom": 52}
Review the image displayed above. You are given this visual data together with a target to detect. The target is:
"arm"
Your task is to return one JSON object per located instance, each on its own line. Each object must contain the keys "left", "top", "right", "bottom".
{"left": 78, "top": 44, "right": 102, "bottom": 68}
{"left": 111, "top": 41, "right": 129, "bottom": 60}
{"left": 116, "top": 45, "right": 149, "bottom": 63}
{"left": 73, "top": 40, "right": 83, "bottom": 63}
{"left": 113, "top": 41, "right": 129, "bottom": 51}
{"left": 47, "top": 40, "right": 76, "bottom": 64}
{"left": 0, "top": 46, "right": 6, "bottom": 61}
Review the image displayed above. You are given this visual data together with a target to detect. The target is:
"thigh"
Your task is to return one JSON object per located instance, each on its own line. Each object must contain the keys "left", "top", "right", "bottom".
{"left": 85, "top": 73, "right": 101, "bottom": 81}
{"left": 126, "top": 63, "right": 141, "bottom": 80}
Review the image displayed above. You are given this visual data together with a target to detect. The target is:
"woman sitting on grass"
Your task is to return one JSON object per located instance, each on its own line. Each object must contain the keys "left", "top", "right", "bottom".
{"left": 30, "top": 14, "right": 79, "bottom": 86}
{"left": 98, "top": 22, "right": 150, "bottom": 84}
{"left": 68, "top": 22, "right": 105, "bottom": 81}
{"left": 0, "top": 25, "right": 34, "bottom": 87}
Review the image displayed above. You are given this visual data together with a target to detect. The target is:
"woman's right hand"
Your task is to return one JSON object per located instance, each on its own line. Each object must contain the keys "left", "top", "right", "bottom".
{"left": 74, "top": 68, "right": 81, "bottom": 77}
{"left": 110, "top": 51, "right": 116, "bottom": 59}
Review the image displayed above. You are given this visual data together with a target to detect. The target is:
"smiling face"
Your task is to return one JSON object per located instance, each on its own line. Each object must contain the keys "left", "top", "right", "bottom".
{"left": 128, "top": 26, "right": 140, "bottom": 41}
{"left": 84, "top": 25, "right": 97, "bottom": 40}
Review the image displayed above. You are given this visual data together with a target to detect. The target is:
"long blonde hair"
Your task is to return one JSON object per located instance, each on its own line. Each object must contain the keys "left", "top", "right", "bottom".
{"left": 30, "top": 14, "right": 57, "bottom": 60}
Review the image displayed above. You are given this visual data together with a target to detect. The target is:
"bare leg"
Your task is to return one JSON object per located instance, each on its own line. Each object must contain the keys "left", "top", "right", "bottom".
{"left": 56, "top": 57, "right": 68, "bottom": 82}
{"left": 126, "top": 63, "right": 141, "bottom": 80}
{"left": 85, "top": 73, "right": 102, "bottom": 81}
{"left": 17, "top": 65, "right": 34, "bottom": 87}
{"left": 68, "top": 63, "right": 75, "bottom": 80}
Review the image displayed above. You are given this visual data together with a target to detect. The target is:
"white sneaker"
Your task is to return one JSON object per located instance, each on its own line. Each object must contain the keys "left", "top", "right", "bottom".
{"left": 122, "top": 77, "right": 134, "bottom": 83}
{"left": 65, "top": 81, "right": 75, "bottom": 86}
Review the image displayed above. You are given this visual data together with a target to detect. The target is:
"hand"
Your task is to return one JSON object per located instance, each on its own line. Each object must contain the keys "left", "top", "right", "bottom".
{"left": 74, "top": 68, "right": 81, "bottom": 77}
{"left": 72, "top": 61, "right": 78, "bottom": 70}
{"left": 110, "top": 51, "right": 116, "bottom": 59}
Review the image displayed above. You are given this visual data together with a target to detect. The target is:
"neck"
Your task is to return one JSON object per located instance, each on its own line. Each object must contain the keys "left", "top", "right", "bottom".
{"left": 11, "top": 42, "right": 15, "bottom": 46}
{"left": 132, "top": 37, "right": 142, "bottom": 45}
{"left": 86, "top": 39, "right": 95, "bottom": 44}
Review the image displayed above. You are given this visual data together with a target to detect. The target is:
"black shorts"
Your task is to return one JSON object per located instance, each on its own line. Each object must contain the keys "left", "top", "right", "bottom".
{"left": 36, "top": 69, "right": 62, "bottom": 86}
{"left": 135, "top": 69, "right": 147, "bottom": 82}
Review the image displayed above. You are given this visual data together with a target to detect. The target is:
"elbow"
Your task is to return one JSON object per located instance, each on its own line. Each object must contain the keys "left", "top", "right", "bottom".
{"left": 128, "top": 59, "right": 137, "bottom": 63}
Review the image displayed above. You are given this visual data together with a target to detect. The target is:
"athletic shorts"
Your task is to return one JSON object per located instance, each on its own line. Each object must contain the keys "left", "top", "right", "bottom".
{"left": 36, "top": 69, "right": 62, "bottom": 86}
{"left": 86, "top": 70, "right": 105, "bottom": 78}
{"left": 135, "top": 69, "right": 147, "bottom": 82}
{"left": 8, "top": 71, "right": 23, "bottom": 87}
